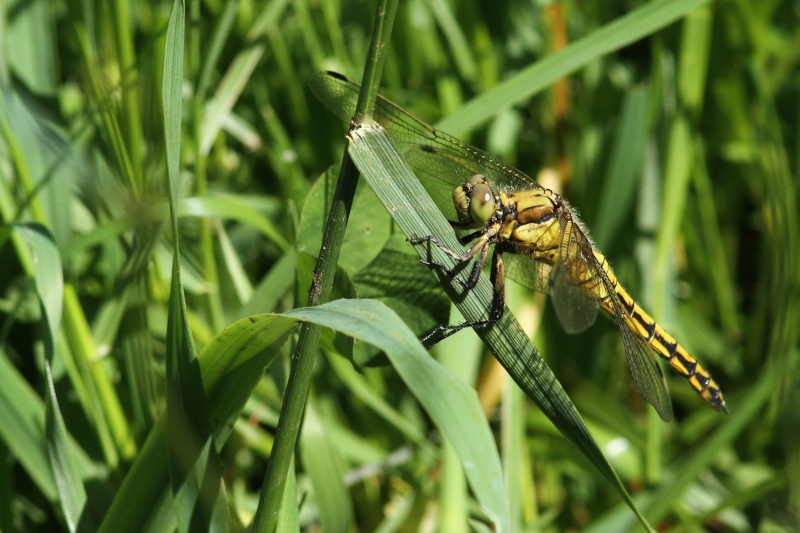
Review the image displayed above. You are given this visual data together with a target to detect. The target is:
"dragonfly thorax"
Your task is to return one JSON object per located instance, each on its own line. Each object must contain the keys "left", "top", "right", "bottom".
{"left": 513, "top": 189, "right": 559, "bottom": 226}
{"left": 501, "top": 188, "right": 563, "bottom": 266}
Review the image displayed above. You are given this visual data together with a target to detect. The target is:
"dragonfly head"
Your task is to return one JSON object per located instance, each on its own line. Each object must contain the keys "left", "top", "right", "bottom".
{"left": 453, "top": 174, "right": 495, "bottom": 226}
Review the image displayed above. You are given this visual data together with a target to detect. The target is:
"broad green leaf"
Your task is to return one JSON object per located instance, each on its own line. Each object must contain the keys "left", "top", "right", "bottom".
{"left": 298, "top": 166, "right": 449, "bottom": 361}
{"left": 101, "top": 298, "right": 509, "bottom": 531}
{"left": 287, "top": 299, "right": 511, "bottom": 533}
{"left": 351, "top": 242, "right": 449, "bottom": 365}
{"left": 297, "top": 169, "right": 392, "bottom": 275}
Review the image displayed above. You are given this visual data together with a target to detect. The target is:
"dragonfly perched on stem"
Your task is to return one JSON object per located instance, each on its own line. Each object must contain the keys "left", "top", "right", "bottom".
{"left": 309, "top": 70, "right": 728, "bottom": 421}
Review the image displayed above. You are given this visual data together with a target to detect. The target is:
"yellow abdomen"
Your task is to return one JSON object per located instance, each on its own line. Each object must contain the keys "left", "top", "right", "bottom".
{"left": 593, "top": 251, "right": 728, "bottom": 413}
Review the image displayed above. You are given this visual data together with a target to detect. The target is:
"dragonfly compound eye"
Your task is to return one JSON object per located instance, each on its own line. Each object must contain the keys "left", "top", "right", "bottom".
{"left": 469, "top": 183, "right": 494, "bottom": 223}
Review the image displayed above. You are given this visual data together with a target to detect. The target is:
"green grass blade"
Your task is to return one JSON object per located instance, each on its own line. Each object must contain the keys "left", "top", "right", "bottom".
{"left": 13, "top": 223, "right": 63, "bottom": 357}
{"left": 592, "top": 86, "right": 651, "bottom": 249}
{"left": 195, "top": 0, "right": 241, "bottom": 103}
{"left": 299, "top": 402, "right": 353, "bottom": 533}
{"left": 179, "top": 196, "right": 290, "bottom": 251}
{"left": 164, "top": 0, "right": 186, "bottom": 219}
{"left": 236, "top": 249, "right": 296, "bottom": 319}
{"left": 14, "top": 223, "right": 88, "bottom": 529}
{"left": 45, "top": 362, "right": 91, "bottom": 533}
{"left": 0, "top": 348, "right": 57, "bottom": 501}
{"left": 0, "top": 350, "right": 98, "bottom": 528}
{"left": 645, "top": 363, "right": 778, "bottom": 524}
{"left": 162, "top": 1, "right": 232, "bottom": 531}
{"left": 589, "top": 358, "right": 783, "bottom": 532}
{"left": 428, "top": 0, "right": 478, "bottom": 82}
{"left": 437, "top": 0, "right": 712, "bottom": 136}
{"left": 325, "top": 354, "right": 429, "bottom": 445}
{"left": 436, "top": 326, "right": 482, "bottom": 533}
{"left": 198, "top": 0, "right": 292, "bottom": 154}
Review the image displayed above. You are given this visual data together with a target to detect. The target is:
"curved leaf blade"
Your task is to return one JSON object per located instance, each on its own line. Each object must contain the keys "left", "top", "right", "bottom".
{"left": 45, "top": 362, "right": 91, "bottom": 533}
{"left": 287, "top": 299, "right": 511, "bottom": 533}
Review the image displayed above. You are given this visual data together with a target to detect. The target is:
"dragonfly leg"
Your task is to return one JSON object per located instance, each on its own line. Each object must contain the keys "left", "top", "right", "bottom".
{"left": 409, "top": 233, "right": 482, "bottom": 261}
{"left": 420, "top": 316, "right": 499, "bottom": 347}
{"left": 409, "top": 234, "right": 489, "bottom": 290}
{"left": 457, "top": 229, "right": 485, "bottom": 246}
{"left": 419, "top": 247, "right": 504, "bottom": 347}
{"left": 489, "top": 248, "right": 506, "bottom": 321}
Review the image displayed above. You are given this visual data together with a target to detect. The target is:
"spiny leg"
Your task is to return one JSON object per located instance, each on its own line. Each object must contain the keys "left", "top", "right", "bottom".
{"left": 420, "top": 248, "right": 506, "bottom": 346}
{"left": 409, "top": 233, "right": 490, "bottom": 291}
{"left": 488, "top": 247, "right": 506, "bottom": 321}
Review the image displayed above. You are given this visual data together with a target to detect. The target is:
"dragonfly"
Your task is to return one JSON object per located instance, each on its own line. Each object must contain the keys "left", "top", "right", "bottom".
{"left": 309, "top": 70, "right": 728, "bottom": 421}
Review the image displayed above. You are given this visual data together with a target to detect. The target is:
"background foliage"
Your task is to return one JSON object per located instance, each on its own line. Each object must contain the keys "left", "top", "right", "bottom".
{"left": 0, "top": 0, "right": 798, "bottom": 531}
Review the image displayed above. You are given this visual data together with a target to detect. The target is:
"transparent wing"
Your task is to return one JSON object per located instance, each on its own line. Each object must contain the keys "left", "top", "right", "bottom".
{"left": 503, "top": 253, "right": 551, "bottom": 293}
{"left": 591, "top": 258, "right": 673, "bottom": 420}
{"left": 614, "top": 306, "right": 674, "bottom": 421}
{"left": 559, "top": 216, "right": 673, "bottom": 420}
{"left": 547, "top": 211, "right": 673, "bottom": 419}
{"left": 309, "top": 71, "right": 542, "bottom": 216}
{"left": 548, "top": 216, "right": 600, "bottom": 334}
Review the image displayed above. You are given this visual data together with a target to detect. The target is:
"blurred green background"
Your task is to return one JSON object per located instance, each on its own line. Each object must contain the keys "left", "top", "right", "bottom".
{"left": 1, "top": 0, "right": 798, "bottom": 530}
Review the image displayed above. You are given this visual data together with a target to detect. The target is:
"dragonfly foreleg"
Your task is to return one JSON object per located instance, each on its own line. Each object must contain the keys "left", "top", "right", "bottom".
{"left": 417, "top": 245, "right": 505, "bottom": 348}
{"left": 455, "top": 229, "right": 486, "bottom": 246}
{"left": 409, "top": 234, "right": 490, "bottom": 290}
